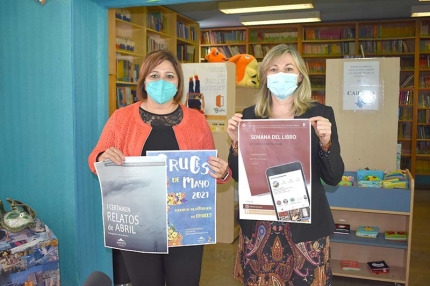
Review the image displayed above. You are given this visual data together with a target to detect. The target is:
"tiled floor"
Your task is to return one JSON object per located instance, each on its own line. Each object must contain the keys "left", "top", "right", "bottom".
{"left": 200, "top": 188, "right": 430, "bottom": 286}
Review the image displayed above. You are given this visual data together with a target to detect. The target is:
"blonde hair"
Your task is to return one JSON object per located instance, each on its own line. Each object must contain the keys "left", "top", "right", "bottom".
{"left": 137, "top": 50, "right": 184, "bottom": 103}
{"left": 254, "top": 44, "right": 315, "bottom": 118}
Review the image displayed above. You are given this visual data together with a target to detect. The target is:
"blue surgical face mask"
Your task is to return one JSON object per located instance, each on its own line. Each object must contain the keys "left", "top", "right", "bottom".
{"left": 146, "top": 80, "right": 178, "bottom": 104}
{"left": 267, "top": 73, "right": 299, "bottom": 100}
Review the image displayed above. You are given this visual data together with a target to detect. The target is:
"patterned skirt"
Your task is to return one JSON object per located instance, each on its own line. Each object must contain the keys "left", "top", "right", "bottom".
{"left": 234, "top": 221, "right": 332, "bottom": 286}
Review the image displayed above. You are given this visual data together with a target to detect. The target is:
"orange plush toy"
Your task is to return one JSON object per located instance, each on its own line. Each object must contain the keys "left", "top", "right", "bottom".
{"left": 204, "top": 47, "right": 227, "bottom": 62}
{"left": 228, "top": 54, "right": 259, "bottom": 88}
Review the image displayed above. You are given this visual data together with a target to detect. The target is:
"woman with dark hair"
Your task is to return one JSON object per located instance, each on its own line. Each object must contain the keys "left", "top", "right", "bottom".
{"left": 89, "top": 50, "right": 231, "bottom": 286}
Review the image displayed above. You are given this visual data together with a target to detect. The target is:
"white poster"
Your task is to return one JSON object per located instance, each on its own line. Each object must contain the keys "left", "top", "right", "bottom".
{"left": 343, "top": 61, "right": 380, "bottom": 111}
{"left": 94, "top": 156, "right": 168, "bottom": 254}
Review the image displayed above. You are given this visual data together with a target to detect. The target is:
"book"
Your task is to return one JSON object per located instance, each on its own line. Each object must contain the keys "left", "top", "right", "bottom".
{"left": 341, "top": 260, "right": 360, "bottom": 271}
{"left": 334, "top": 223, "right": 351, "bottom": 235}
{"left": 356, "top": 226, "right": 379, "bottom": 238}
{"left": 384, "top": 231, "right": 408, "bottom": 241}
{"left": 367, "top": 260, "right": 389, "bottom": 273}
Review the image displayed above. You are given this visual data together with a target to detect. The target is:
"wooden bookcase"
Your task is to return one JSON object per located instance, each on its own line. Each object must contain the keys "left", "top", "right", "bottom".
{"left": 202, "top": 18, "right": 430, "bottom": 182}
{"left": 325, "top": 171, "right": 414, "bottom": 285}
{"left": 200, "top": 27, "right": 247, "bottom": 61}
{"left": 108, "top": 6, "right": 200, "bottom": 115}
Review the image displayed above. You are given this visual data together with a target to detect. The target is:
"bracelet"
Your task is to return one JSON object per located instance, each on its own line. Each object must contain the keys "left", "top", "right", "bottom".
{"left": 231, "top": 140, "right": 238, "bottom": 156}
{"left": 221, "top": 169, "right": 230, "bottom": 181}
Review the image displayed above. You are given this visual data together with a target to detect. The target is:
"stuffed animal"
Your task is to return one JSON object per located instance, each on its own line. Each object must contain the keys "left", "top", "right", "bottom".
{"left": 228, "top": 54, "right": 259, "bottom": 88}
{"left": 204, "top": 47, "right": 227, "bottom": 62}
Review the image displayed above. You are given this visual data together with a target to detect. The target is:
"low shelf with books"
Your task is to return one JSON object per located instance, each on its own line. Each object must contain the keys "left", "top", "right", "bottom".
{"left": 325, "top": 170, "right": 414, "bottom": 285}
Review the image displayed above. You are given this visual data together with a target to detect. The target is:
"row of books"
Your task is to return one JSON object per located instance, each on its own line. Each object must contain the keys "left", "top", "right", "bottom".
{"left": 249, "top": 30, "right": 298, "bottom": 42}
{"left": 147, "top": 37, "right": 168, "bottom": 53}
{"left": 202, "top": 45, "right": 246, "bottom": 59}
{"left": 419, "top": 55, "right": 430, "bottom": 68}
{"left": 416, "top": 141, "right": 430, "bottom": 155}
{"left": 334, "top": 224, "right": 408, "bottom": 241}
{"left": 417, "top": 126, "right": 430, "bottom": 139}
{"left": 420, "top": 40, "right": 430, "bottom": 53}
{"left": 116, "top": 86, "right": 137, "bottom": 109}
{"left": 360, "top": 40, "right": 413, "bottom": 54}
{"left": 116, "top": 37, "right": 135, "bottom": 53}
{"left": 146, "top": 12, "right": 166, "bottom": 32}
{"left": 302, "top": 42, "right": 355, "bottom": 56}
{"left": 421, "top": 23, "right": 430, "bottom": 37}
{"left": 201, "top": 31, "right": 246, "bottom": 45}
{"left": 398, "top": 90, "right": 414, "bottom": 105}
{"left": 419, "top": 75, "right": 430, "bottom": 88}
{"left": 306, "top": 60, "right": 326, "bottom": 74}
{"left": 358, "top": 25, "right": 415, "bottom": 38}
{"left": 177, "top": 44, "right": 195, "bottom": 63}
{"left": 418, "top": 109, "right": 430, "bottom": 124}
{"left": 400, "top": 74, "right": 414, "bottom": 88}
{"left": 418, "top": 93, "right": 430, "bottom": 106}
{"left": 398, "top": 122, "right": 412, "bottom": 139}
{"left": 115, "top": 8, "right": 131, "bottom": 22}
{"left": 177, "top": 21, "right": 197, "bottom": 42}
{"left": 341, "top": 260, "right": 390, "bottom": 274}
{"left": 304, "top": 27, "right": 355, "bottom": 41}
{"left": 251, "top": 44, "right": 296, "bottom": 58}
{"left": 401, "top": 57, "right": 415, "bottom": 70}
{"left": 116, "top": 59, "right": 139, "bottom": 83}
{"left": 415, "top": 159, "right": 430, "bottom": 173}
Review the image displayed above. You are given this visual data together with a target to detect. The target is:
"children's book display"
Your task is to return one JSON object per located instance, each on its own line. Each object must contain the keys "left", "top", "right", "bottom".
{"left": 384, "top": 231, "right": 408, "bottom": 241}
{"left": 367, "top": 260, "right": 390, "bottom": 273}
{"left": 356, "top": 226, "right": 379, "bottom": 238}
{"left": 341, "top": 260, "right": 360, "bottom": 271}
{"left": 334, "top": 223, "right": 350, "bottom": 235}
{"left": 356, "top": 169, "right": 409, "bottom": 188}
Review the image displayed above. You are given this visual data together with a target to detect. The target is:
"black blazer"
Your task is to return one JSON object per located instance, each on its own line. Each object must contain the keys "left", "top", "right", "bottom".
{"left": 229, "top": 102, "right": 345, "bottom": 243}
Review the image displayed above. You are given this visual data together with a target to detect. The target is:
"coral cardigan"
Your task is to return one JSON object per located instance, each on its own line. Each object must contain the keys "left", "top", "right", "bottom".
{"left": 88, "top": 102, "right": 230, "bottom": 183}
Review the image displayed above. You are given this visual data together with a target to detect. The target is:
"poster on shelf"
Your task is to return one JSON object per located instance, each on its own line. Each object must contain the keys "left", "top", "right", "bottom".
{"left": 343, "top": 61, "right": 380, "bottom": 111}
{"left": 182, "top": 62, "right": 235, "bottom": 132}
{"left": 147, "top": 150, "right": 217, "bottom": 247}
{"left": 238, "top": 119, "right": 311, "bottom": 223}
{"left": 94, "top": 156, "right": 169, "bottom": 254}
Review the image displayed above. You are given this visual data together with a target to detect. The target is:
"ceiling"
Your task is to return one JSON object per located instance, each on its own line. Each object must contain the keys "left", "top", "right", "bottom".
{"left": 92, "top": 0, "right": 428, "bottom": 29}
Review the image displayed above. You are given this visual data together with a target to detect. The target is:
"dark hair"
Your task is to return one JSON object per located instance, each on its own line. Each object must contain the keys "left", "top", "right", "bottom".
{"left": 136, "top": 50, "right": 184, "bottom": 103}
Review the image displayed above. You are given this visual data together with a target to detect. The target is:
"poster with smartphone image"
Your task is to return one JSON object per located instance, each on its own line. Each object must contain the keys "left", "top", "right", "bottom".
{"left": 238, "top": 119, "right": 311, "bottom": 223}
{"left": 266, "top": 162, "right": 310, "bottom": 222}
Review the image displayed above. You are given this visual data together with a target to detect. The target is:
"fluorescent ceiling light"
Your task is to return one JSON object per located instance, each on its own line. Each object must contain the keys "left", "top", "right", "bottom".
{"left": 411, "top": 4, "right": 430, "bottom": 17}
{"left": 240, "top": 11, "right": 321, "bottom": 26}
{"left": 219, "top": 0, "right": 314, "bottom": 14}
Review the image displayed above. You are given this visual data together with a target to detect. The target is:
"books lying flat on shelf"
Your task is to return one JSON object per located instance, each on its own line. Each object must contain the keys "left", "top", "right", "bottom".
{"left": 384, "top": 231, "right": 408, "bottom": 241}
{"left": 341, "top": 260, "right": 360, "bottom": 271}
{"left": 356, "top": 226, "right": 379, "bottom": 238}
{"left": 334, "top": 223, "right": 351, "bottom": 235}
{"left": 367, "top": 260, "right": 390, "bottom": 273}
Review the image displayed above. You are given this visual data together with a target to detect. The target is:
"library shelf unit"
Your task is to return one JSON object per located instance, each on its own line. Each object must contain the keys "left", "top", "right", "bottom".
{"left": 200, "top": 27, "right": 247, "bottom": 61}
{"left": 325, "top": 171, "right": 414, "bottom": 285}
{"left": 108, "top": 6, "right": 200, "bottom": 115}
{"left": 202, "top": 18, "right": 430, "bottom": 183}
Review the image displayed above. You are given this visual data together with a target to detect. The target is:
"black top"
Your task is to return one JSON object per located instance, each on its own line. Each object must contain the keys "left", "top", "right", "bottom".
{"left": 228, "top": 102, "right": 345, "bottom": 243}
{"left": 140, "top": 106, "right": 181, "bottom": 155}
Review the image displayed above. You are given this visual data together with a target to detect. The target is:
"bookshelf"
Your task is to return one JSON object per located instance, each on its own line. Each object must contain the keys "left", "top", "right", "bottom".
{"left": 200, "top": 27, "right": 247, "bottom": 61}
{"left": 325, "top": 171, "right": 414, "bottom": 285}
{"left": 201, "top": 18, "right": 430, "bottom": 183}
{"left": 108, "top": 6, "right": 200, "bottom": 115}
